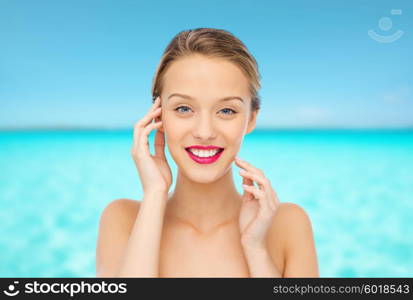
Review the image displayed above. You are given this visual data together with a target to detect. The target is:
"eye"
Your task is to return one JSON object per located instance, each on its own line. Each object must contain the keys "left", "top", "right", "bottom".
{"left": 175, "top": 106, "right": 192, "bottom": 114}
{"left": 174, "top": 106, "right": 238, "bottom": 116}
{"left": 220, "top": 108, "right": 237, "bottom": 115}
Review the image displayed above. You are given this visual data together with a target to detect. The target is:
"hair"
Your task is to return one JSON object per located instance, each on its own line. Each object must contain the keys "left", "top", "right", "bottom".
{"left": 151, "top": 27, "right": 261, "bottom": 114}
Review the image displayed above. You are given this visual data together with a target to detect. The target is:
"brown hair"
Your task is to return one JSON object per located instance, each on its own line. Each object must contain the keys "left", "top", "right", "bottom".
{"left": 151, "top": 27, "right": 261, "bottom": 113}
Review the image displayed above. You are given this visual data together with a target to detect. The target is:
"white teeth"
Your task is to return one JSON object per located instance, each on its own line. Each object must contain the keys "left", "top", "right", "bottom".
{"left": 188, "top": 148, "right": 220, "bottom": 157}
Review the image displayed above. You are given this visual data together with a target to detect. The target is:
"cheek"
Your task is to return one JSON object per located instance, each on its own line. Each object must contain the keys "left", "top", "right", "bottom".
{"left": 229, "top": 115, "right": 248, "bottom": 133}
{"left": 221, "top": 122, "right": 246, "bottom": 146}
{"left": 162, "top": 114, "right": 185, "bottom": 141}
{"left": 233, "top": 116, "right": 250, "bottom": 147}
{"left": 162, "top": 112, "right": 173, "bottom": 130}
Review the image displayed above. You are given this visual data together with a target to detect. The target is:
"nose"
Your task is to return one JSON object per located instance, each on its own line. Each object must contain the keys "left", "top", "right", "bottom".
{"left": 192, "top": 112, "right": 217, "bottom": 141}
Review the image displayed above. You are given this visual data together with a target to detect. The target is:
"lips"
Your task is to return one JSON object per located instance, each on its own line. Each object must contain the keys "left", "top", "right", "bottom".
{"left": 185, "top": 145, "right": 223, "bottom": 151}
{"left": 184, "top": 146, "right": 225, "bottom": 164}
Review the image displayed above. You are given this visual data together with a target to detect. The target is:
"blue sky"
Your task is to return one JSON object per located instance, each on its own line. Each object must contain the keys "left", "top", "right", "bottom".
{"left": 1, "top": 0, "right": 412, "bottom": 129}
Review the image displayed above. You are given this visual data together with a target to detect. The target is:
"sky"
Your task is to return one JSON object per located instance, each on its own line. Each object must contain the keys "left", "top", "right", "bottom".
{"left": 1, "top": 0, "right": 412, "bottom": 129}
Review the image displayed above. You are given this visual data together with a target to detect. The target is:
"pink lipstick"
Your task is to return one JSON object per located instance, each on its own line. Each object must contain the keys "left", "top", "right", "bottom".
{"left": 185, "top": 145, "right": 225, "bottom": 165}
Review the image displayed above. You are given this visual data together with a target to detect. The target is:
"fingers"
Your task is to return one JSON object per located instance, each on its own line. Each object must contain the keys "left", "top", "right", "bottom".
{"left": 241, "top": 170, "right": 254, "bottom": 200}
{"left": 236, "top": 157, "right": 269, "bottom": 188}
{"left": 239, "top": 169, "right": 270, "bottom": 189}
{"left": 242, "top": 184, "right": 266, "bottom": 201}
{"left": 154, "top": 125, "right": 166, "bottom": 159}
{"left": 241, "top": 174, "right": 266, "bottom": 209}
{"left": 241, "top": 174, "right": 254, "bottom": 201}
{"left": 242, "top": 174, "right": 254, "bottom": 187}
{"left": 235, "top": 157, "right": 264, "bottom": 176}
{"left": 131, "top": 96, "right": 163, "bottom": 159}
{"left": 138, "top": 121, "right": 163, "bottom": 157}
{"left": 134, "top": 96, "right": 161, "bottom": 130}
{"left": 132, "top": 107, "right": 162, "bottom": 151}
{"left": 235, "top": 157, "right": 280, "bottom": 210}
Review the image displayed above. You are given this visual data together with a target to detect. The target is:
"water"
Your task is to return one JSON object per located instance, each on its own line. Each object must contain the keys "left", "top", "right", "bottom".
{"left": 0, "top": 129, "right": 412, "bottom": 277}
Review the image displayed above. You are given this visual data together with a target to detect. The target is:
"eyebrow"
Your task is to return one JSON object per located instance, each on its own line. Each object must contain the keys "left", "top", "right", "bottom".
{"left": 167, "top": 93, "right": 244, "bottom": 103}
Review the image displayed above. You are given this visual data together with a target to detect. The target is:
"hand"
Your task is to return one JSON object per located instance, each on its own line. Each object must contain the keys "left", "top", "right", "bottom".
{"left": 234, "top": 157, "right": 280, "bottom": 250}
{"left": 131, "top": 96, "right": 172, "bottom": 196}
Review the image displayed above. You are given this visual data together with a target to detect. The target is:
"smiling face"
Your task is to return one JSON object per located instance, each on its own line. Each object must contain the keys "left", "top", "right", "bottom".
{"left": 159, "top": 54, "right": 258, "bottom": 183}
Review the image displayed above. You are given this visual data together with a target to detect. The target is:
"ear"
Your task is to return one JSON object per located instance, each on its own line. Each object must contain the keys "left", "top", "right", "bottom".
{"left": 246, "top": 109, "right": 259, "bottom": 134}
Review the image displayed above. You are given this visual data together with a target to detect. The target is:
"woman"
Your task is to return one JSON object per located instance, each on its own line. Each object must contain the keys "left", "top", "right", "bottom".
{"left": 96, "top": 28, "right": 319, "bottom": 277}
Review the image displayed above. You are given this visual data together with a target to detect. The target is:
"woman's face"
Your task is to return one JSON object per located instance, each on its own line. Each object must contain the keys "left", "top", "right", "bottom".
{"left": 159, "top": 54, "right": 258, "bottom": 183}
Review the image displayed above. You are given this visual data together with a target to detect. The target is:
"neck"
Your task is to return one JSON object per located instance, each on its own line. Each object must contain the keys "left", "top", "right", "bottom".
{"left": 166, "top": 167, "right": 242, "bottom": 235}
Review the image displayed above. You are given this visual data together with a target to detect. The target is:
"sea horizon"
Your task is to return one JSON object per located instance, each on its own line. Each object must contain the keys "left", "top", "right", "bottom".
{"left": 1, "top": 125, "right": 413, "bottom": 132}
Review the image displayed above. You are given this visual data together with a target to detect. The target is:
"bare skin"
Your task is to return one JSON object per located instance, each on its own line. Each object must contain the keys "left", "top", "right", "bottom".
{"left": 95, "top": 54, "right": 319, "bottom": 277}
{"left": 96, "top": 198, "right": 317, "bottom": 277}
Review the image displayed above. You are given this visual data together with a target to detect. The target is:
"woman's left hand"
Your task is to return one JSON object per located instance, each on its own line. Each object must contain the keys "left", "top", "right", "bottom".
{"left": 234, "top": 157, "right": 280, "bottom": 250}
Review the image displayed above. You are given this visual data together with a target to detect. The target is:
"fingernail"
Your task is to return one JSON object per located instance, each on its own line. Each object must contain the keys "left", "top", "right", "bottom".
{"left": 236, "top": 156, "right": 243, "bottom": 161}
{"left": 239, "top": 169, "right": 247, "bottom": 174}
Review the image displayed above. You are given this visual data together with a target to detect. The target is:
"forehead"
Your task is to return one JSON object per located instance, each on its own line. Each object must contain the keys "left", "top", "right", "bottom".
{"left": 162, "top": 54, "right": 250, "bottom": 99}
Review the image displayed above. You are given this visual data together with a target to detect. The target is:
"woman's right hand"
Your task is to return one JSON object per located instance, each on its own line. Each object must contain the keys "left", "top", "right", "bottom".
{"left": 131, "top": 96, "right": 172, "bottom": 196}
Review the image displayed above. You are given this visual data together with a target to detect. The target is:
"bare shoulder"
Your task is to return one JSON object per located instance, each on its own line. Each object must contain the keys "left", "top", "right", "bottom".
{"left": 268, "top": 202, "right": 313, "bottom": 242}
{"left": 96, "top": 198, "right": 141, "bottom": 277}
{"left": 100, "top": 198, "right": 141, "bottom": 230}
{"left": 267, "top": 202, "right": 319, "bottom": 277}
{"left": 273, "top": 202, "right": 313, "bottom": 231}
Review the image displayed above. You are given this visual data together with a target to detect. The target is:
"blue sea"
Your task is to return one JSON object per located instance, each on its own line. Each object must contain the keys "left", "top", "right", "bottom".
{"left": 0, "top": 129, "right": 412, "bottom": 277}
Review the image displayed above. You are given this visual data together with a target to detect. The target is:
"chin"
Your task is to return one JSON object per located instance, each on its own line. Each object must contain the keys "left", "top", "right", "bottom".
{"left": 174, "top": 152, "right": 227, "bottom": 181}
{"left": 183, "top": 168, "right": 223, "bottom": 184}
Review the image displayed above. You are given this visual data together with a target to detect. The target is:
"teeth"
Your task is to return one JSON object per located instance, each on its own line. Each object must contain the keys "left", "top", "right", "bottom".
{"left": 188, "top": 148, "right": 220, "bottom": 157}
